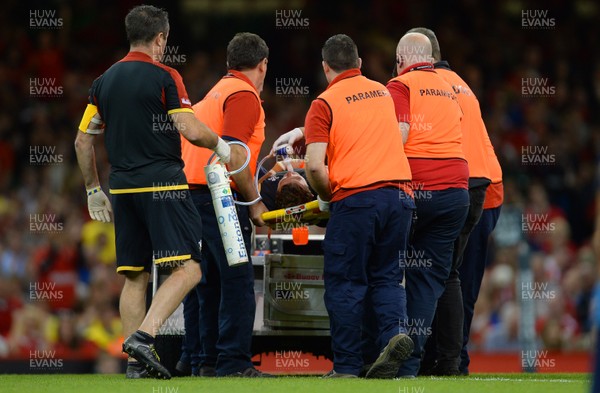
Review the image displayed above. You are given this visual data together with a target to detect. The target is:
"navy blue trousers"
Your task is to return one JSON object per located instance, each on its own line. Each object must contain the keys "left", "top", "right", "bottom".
{"left": 324, "top": 188, "right": 415, "bottom": 375}
{"left": 398, "top": 188, "right": 469, "bottom": 377}
{"left": 181, "top": 189, "right": 255, "bottom": 376}
{"left": 422, "top": 183, "right": 488, "bottom": 371}
{"left": 458, "top": 206, "right": 501, "bottom": 373}
{"left": 181, "top": 290, "right": 201, "bottom": 374}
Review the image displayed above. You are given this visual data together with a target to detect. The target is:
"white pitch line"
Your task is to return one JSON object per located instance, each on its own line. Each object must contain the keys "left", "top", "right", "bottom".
{"left": 457, "top": 377, "right": 586, "bottom": 383}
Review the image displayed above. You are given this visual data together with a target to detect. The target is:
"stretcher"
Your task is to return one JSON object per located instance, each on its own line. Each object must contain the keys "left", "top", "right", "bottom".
{"left": 261, "top": 200, "right": 329, "bottom": 229}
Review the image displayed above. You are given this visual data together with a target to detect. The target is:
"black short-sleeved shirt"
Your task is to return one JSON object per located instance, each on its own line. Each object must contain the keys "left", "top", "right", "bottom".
{"left": 88, "top": 51, "right": 194, "bottom": 193}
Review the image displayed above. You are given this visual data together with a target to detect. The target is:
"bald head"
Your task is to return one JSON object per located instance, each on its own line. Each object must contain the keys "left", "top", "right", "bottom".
{"left": 396, "top": 33, "right": 433, "bottom": 73}
{"left": 406, "top": 27, "right": 441, "bottom": 62}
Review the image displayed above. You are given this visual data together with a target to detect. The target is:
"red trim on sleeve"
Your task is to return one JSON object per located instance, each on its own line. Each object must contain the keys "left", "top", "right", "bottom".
{"left": 163, "top": 67, "right": 192, "bottom": 110}
{"left": 222, "top": 91, "right": 260, "bottom": 144}
{"left": 305, "top": 98, "right": 331, "bottom": 144}
{"left": 387, "top": 81, "right": 410, "bottom": 122}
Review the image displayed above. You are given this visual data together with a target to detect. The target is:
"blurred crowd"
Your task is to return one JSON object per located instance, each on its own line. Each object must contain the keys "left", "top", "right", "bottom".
{"left": 0, "top": 0, "right": 599, "bottom": 370}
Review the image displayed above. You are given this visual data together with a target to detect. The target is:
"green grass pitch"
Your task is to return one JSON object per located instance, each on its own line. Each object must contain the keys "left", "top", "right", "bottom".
{"left": 0, "top": 373, "right": 591, "bottom": 393}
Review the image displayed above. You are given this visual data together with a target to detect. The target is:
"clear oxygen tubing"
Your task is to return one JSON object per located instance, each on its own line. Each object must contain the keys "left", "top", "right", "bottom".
{"left": 206, "top": 141, "right": 295, "bottom": 206}
{"left": 207, "top": 141, "right": 262, "bottom": 206}
{"left": 254, "top": 144, "right": 294, "bottom": 190}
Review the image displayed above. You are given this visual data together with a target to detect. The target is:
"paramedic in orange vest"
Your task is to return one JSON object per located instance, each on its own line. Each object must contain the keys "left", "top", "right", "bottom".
{"left": 387, "top": 32, "right": 470, "bottom": 378}
{"left": 395, "top": 27, "right": 491, "bottom": 376}
{"left": 179, "top": 32, "right": 269, "bottom": 378}
{"left": 304, "top": 34, "right": 415, "bottom": 378}
{"left": 407, "top": 27, "right": 503, "bottom": 376}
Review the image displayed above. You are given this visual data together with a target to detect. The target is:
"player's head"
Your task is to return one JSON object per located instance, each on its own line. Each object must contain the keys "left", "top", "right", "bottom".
{"left": 406, "top": 27, "right": 442, "bottom": 62}
{"left": 275, "top": 172, "right": 314, "bottom": 209}
{"left": 395, "top": 32, "right": 433, "bottom": 75}
{"left": 125, "top": 5, "right": 169, "bottom": 60}
{"left": 321, "top": 34, "right": 362, "bottom": 82}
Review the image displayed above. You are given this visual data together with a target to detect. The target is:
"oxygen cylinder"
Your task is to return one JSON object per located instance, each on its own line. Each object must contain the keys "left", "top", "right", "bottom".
{"left": 274, "top": 144, "right": 294, "bottom": 157}
{"left": 204, "top": 162, "right": 249, "bottom": 266}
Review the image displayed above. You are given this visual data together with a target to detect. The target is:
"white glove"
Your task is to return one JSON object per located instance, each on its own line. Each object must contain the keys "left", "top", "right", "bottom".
{"left": 213, "top": 138, "right": 231, "bottom": 164}
{"left": 87, "top": 187, "right": 112, "bottom": 223}
{"left": 271, "top": 128, "right": 304, "bottom": 153}
{"left": 317, "top": 195, "right": 330, "bottom": 212}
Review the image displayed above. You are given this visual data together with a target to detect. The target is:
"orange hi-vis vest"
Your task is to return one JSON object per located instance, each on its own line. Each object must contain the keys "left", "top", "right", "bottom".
{"left": 181, "top": 76, "right": 265, "bottom": 186}
{"left": 483, "top": 132, "right": 502, "bottom": 184}
{"left": 317, "top": 75, "right": 412, "bottom": 197}
{"left": 435, "top": 67, "right": 491, "bottom": 180}
{"left": 483, "top": 128, "right": 504, "bottom": 208}
{"left": 390, "top": 71, "right": 464, "bottom": 160}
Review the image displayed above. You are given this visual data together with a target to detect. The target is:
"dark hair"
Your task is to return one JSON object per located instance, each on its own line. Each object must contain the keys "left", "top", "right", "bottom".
{"left": 227, "top": 33, "right": 269, "bottom": 71}
{"left": 322, "top": 34, "right": 360, "bottom": 72}
{"left": 275, "top": 183, "right": 314, "bottom": 210}
{"left": 125, "top": 5, "right": 169, "bottom": 46}
{"left": 406, "top": 27, "right": 441, "bottom": 61}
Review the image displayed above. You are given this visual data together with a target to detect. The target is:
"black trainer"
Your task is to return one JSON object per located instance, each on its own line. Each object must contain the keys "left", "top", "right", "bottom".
{"left": 122, "top": 331, "right": 172, "bottom": 380}
{"left": 322, "top": 370, "right": 358, "bottom": 378}
{"left": 365, "top": 334, "right": 414, "bottom": 379}
{"left": 224, "top": 367, "right": 275, "bottom": 378}
{"left": 358, "top": 363, "right": 372, "bottom": 378}
{"left": 199, "top": 366, "right": 216, "bottom": 377}
{"left": 424, "top": 361, "right": 461, "bottom": 376}
{"left": 175, "top": 360, "right": 191, "bottom": 377}
{"left": 126, "top": 362, "right": 150, "bottom": 379}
